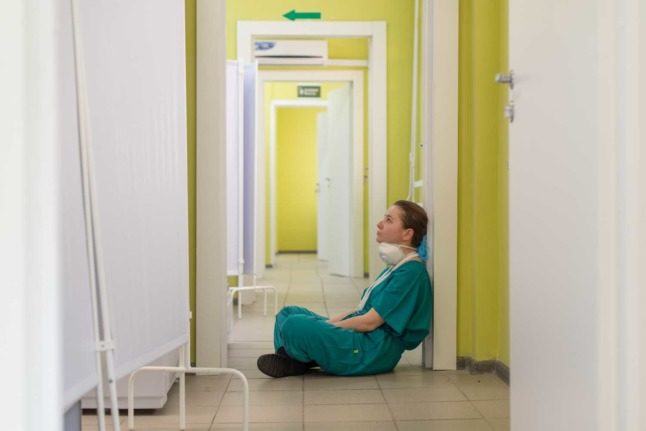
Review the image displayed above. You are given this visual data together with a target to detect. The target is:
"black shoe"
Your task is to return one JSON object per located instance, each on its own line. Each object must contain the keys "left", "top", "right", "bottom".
{"left": 257, "top": 353, "right": 310, "bottom": 378}
{"left": 277, "top": 347, "right": 318, "bottom": 368}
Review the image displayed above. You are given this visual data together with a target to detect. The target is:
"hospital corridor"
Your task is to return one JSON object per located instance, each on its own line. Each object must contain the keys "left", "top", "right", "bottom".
{"left": 83, "top": 254, "right": 509, "bottom": 430}
{"left": 2, "top": 1, "right": 646, "bottom": 431}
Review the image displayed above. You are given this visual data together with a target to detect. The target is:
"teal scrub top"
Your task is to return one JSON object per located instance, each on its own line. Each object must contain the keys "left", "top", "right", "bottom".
{"left": 356, "top": 260, "right": 433, "bottom": 350}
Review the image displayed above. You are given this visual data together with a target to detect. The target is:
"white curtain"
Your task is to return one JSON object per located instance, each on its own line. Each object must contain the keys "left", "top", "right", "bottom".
{"left": 226, "top": 62, "right": 257, "bottom": 277}
{"left": 242, "top": 64, "right": 257, "bottom": 275}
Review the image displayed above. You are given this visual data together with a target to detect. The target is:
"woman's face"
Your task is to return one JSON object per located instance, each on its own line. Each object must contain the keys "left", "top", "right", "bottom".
{"left": 376, "top": 206, "right": 413, "bottom": 245}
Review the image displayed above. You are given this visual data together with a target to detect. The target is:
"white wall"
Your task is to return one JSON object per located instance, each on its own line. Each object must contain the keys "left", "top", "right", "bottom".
{"left": 1, "top": 1, "right": 61, "bottom": 430}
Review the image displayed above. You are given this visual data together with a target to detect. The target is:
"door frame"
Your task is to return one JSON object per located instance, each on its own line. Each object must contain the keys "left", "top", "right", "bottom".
{"left": 264, "top": 72, "right": 364, "bottom": 278}
{"left": 238, "top": 21, "right": 386, "bottom": 280}
{"left": 421, "top": 0, "right": 459, "bottom": 369}
{"left": 269, "top": 99, "right": 329, "bottom": 262}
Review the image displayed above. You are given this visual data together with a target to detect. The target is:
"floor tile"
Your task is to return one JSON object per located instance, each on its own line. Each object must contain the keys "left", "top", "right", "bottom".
{"left": 304, "top": 375, "right": 379, "bottom": 391}
{"left": 220, "top": 390, "right": 303, "bottom": 406}
{"left": 487, "top": 417, "right": 510, "bottom": 431}
{"left": 214, "top": 404, "right": 303, "bottom": 423}
{"left": 305, "top": 421, "right": 397, "bottom": 431}
{"left": 285, "top": 293, "right": 325, "bottom": 303}
{"left": 449, "top": 374, "right": 510, "bottom": 400}
{"left": 227, "top": 376, "right": 303, "bottom": 392}
{"left": 290, "top": 275, "right": 322, "bottom": 284}
{"left": 81, "top": 414, "right": 124, "bottom": 426}
{"left": 382, "top": 386, "right": 467, "bottom": 403}
{"left": 81, "top": 415, "right": 124, "bottom": 431}
{"left": 305, "top": 403, "right": 392, "bottom": 422}
{"left": 472, "top": 400, "right": 509, "bottom": 418}
{"left": 388, "top": 364, "right": 436, "bottom": 374}
{"left": 376, "top": 371, "right": 454, "bottom": 389}
{"left": 125, "top": 423, "right": 212, "bottom": 431}
{"left": 389, "top": 401, "right": 482, "bottom": 421}
{"left": 305, "top": 389, "right": 384, "bottom": 404}
{"left": 163, "top": 390, "right": 225, "bottom": 409}
{"left": 228, "top": 341, "right": 273, "bottom": 350}
{"left": 184, "top": 375, "right": 232, "bottom": 393}
{"left": 127, "top": 406, "right": 216, "bottom": 426}
{"left": 397, "top": 419, "right": 493, "bottom": 431}
{"left": 239, "top": 368, "right": 274, "bottom": 380}
{"left": 227, "top": 348, "right": 271, "bottom": 358}
{"left": 211, "top": 423, "right": 303, "bottom": 431}
{"left": 326, "top": 309, "right": 354, "bottom": 319}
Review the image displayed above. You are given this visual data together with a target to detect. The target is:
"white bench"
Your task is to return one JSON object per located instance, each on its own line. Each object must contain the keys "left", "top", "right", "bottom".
{"left": 228, "top": 285, "right": 278, "bottom": 319}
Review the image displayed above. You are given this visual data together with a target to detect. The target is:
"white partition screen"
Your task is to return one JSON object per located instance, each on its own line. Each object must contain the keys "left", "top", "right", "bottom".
{"left": 226, "top": 61, "right": 242, "bottom": 276}
{"left": 67, "top": 0, "right": 189, "bottom": 387}
{"left": 226, "top": 61, "right": 257, "bottom": 277}
{"left": 242, "top": 64, "right": 257, "bottom": 275}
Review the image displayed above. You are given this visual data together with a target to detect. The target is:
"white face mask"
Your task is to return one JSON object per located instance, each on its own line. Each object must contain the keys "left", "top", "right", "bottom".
{"left": 378, "top": 242, "right": 415, "bottom": 266}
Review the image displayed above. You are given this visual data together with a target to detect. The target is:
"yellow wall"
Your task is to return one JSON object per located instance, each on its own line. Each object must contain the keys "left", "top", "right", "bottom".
{"left": 185, "top": 0, "right": 196, "bottom": 362}
{"left": 276, "top": 107, "right": 325, "bottom": 251}
{"left": 458, "top": 0, "right": 509, "bottom": 366}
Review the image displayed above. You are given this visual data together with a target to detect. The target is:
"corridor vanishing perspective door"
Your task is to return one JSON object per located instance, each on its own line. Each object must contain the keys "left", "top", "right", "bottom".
{"left": 325, "top": 84, "right": 354, "bottom": 277}
{"left": 316, "top": 111, "right": 330, "bottom": 262}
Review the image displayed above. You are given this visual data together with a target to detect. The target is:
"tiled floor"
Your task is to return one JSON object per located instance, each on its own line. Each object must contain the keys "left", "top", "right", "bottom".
{"left": 83, "top": 254, "right": 509, "bottom": 431}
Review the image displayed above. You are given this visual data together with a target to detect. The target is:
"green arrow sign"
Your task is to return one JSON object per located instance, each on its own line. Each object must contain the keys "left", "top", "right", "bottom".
{"left": 283, "top": 9, "right": 322, "bottom": 21}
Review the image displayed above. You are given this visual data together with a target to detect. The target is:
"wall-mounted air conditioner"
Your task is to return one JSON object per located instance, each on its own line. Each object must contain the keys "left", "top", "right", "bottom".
{"left": 254, "top": 40, "right": 328, "bottom": 65}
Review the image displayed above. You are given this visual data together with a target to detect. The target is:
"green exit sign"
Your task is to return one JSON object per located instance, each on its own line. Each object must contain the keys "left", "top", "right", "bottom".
{"left": 298, "top": 85, "right": 321, "bottom": 98}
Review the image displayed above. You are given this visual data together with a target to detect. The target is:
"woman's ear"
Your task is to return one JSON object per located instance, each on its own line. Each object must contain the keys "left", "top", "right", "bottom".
{"left": 402, "top": 228, "right": 414, "bottom": 244}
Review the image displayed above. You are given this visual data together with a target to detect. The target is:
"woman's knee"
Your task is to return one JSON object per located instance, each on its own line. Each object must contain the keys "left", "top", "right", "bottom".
{"left": 276, "top": 305, "right": 308, "bottom": 318}
{"left": 281, "top": 314, "right": 318, "bottom": 341}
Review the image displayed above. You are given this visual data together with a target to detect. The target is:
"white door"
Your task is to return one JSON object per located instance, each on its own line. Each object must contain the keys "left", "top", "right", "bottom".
{"left": 316, "top": 111, "right": 330, "bottom": 261}
{"left": 509, "top": 1, "right": 616, "bottom": 429}
{"left": 326, "top": 84, "right": 353, "bottom": 276}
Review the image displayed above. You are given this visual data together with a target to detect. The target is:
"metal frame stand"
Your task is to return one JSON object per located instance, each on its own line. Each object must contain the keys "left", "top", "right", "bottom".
{"left": 71, "top": 0, "right": 121, "bottom": 428}
{"left": 127, "top": 316, "right": 250, "bottom": 431}
{"left": 127, "top": 349, "right": 249, "bottom": 431}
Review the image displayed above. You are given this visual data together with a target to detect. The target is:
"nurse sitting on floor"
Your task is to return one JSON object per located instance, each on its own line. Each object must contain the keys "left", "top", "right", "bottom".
{"left": 257, "top": 200, "right": 433, "bottom": 378}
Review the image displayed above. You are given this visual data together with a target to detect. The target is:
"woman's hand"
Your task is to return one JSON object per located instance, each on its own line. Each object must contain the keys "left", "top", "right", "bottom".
{"left": 331, "top": 308, "right": 384, "bottom": 332}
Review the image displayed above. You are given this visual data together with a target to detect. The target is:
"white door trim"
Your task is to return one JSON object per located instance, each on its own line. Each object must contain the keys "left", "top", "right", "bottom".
{"left": 269, "top": 99, "right": 328, "bottom": 262}
{"left": 237, "top": 20, "right": 386, "bottom": 279}
{"left": 422, "top": 0, "right": 459, "bottom": 369}
{"left": 261, "top": 71, "right": 364, "bottom": 278}
{"left": 195, "top": 0, "right": 228, "bottom": 367}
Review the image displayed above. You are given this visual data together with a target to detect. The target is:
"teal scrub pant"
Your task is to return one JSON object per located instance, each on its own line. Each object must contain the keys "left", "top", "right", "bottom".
{"left": 274, "top": 305, "right": 404, "bottom": 376}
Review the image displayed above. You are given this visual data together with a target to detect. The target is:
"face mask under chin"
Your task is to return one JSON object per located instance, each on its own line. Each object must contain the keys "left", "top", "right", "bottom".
{"left": 378, "top": 242, "right": 415, "bottom": 266}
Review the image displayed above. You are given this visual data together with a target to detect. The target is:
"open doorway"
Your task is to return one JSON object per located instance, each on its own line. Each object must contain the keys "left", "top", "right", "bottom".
{"left": 256, "top": 70, "right": 368, "bottom": 281}
{"left": 271, "top": 102, "right": 328, "bottom": 257}
{"left": 264, "top": 78, "right": 363, "bottom": 278}
{"left": 238, "top": 23, "right": 387, "bottom": 280}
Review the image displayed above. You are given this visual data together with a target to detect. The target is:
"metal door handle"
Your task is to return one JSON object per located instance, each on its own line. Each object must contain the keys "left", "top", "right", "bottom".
{"left": 495, "top": 70, "right": 514, "bottom": 89}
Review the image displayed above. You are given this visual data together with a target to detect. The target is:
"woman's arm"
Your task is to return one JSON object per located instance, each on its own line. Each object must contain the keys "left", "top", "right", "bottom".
{"left": 327, "top": 310, "right": 353, "bottom": 323}
{"left": 331, "top": 308, "right": 384, "bottom": 332}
